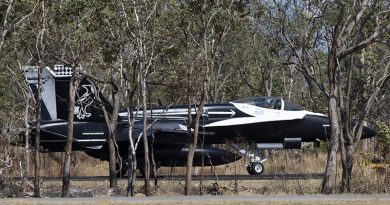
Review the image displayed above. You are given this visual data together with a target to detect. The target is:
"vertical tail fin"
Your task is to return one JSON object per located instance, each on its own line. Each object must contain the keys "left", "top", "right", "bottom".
{"left": 24, "top": 66, "right": 57, "bottom": 121}
{"left": 24, "top": 65, "right": 108, "bottom": 122}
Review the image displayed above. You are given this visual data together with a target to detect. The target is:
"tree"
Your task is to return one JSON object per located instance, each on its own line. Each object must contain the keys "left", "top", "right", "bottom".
{"left": 61, "top": 64, "right": 81, "bottom": 197}
{"left": 32, "top": 1, "right": 49, "bottom": 197}
{"left": 0, "top": 0, "right": 36, "bottom": 53}
{"left": 100, "top": 72, "right": 122, "bottom": 190}
{"left": 113, "top": 1, "right": 140, "bottom": 196}
{"left": 338, "top": 46, "right": 390, "bottom": 193}
{"left": 128, "top": 0, "right": 159, "bottom": 195}
{"left": 175, "top": 0, "right": 237, "bottom": 195}
{"left": 125, "top": 71, "right": 138, "bottom": 196}
{"left": 273, "top": 0, "right": 390, "bottom": 193}
{"left": 0, "top": 0, "right": 36, "bottom": 197}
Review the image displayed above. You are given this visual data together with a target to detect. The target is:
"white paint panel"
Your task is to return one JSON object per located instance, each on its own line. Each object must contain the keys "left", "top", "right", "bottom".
{"left": 86, "top": 145, "right": 103, "bottom": 149}
{"left": 76, "top": 139, "right": 106, "bottom": 142}
{"left": 204, "top": 102, "right": 326, "bottom": 127}
{"left": 82, "top": 132, "right": 105, "bottom": 135}
{"left": 42, "top": 68, "right": 57, "bottom": 120}
{"left": 24, "top": 66, "right": 57, "bottom": 120}
{"left": 203, "top": 116, "right": 303, "bottom": 127}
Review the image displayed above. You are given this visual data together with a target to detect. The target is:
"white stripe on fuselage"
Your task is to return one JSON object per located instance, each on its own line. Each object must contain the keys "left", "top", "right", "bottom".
{"left": 119, "top": 108, "right": 237, "bottom": 118}
{"left": 203, "top": 103, "right": 326, "bottom": 127}
{"left": 118, "top": 108, "right": 196, "bottom": 118}
{"left": 118, "top": 102, "right": 326, "bottom": 128}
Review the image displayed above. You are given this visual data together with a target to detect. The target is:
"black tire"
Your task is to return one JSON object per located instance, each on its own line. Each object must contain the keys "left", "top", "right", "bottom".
{"left": 250, "top": 162, "right": 264, "bottom": 175}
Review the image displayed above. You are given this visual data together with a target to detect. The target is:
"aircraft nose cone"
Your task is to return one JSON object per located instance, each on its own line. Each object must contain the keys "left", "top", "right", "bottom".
{"left": 362, "top": 126, "right": 376, "bottom": 139}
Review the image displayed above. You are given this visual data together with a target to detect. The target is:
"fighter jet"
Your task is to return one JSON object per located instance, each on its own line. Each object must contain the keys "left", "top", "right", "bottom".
{"left": 23, "top": 66, "right": 376, "bottom": 175}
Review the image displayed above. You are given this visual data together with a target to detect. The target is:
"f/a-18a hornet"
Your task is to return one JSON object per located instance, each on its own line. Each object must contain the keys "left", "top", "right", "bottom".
{"left": 23, "top": 66, "right": 376, "bottom": 175}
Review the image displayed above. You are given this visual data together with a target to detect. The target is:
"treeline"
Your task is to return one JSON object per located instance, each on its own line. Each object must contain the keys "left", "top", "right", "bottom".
{"left": 0, "top": 0, "right": 389, "bottom": 197}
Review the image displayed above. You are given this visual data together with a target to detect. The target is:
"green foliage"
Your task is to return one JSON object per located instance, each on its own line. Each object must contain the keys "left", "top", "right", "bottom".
{"left": 0, "top": 0, "right": 387, "bottom": 131}
{"left": 376, "top": 121, "right": 390, "bottom": 159}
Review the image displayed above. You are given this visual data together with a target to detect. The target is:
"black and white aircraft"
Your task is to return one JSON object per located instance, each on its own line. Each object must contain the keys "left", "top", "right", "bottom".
{"left": 23, "top": 66, "right": 376, "bottom": 175}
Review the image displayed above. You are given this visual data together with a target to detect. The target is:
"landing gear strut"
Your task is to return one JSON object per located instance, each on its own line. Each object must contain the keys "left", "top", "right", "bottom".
{"left": 238, "top": 147, "right": 267, "bottom": 175}
{"left": 247, "top": 160, "right": 265, "bottom": 175}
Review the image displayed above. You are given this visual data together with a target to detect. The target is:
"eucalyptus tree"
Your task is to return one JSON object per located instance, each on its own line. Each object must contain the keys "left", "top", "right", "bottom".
{"left": 271, "top": 0, "right": 390, "bottom": 193}
{"left": 32, "top": 1, "right": 48, "bottom": 197}
{"left": 0, "top": 0, "right": 36, "bottom": 196}
{"left": 22, "top": 0, "right": 122, "bottom": 195}
{"left": 114, "top": 0, "right": 160, "bottom": 196}
{"left": 161, "top": 0, "right": 243, "bottom": 195}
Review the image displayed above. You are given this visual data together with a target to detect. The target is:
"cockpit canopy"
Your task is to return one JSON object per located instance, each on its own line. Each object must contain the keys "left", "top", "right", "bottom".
{"left": 232, "top": 97, "right": 303, "bottom": 111}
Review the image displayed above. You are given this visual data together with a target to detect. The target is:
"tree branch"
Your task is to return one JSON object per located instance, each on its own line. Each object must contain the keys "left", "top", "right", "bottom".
{"left": 338, "top": 23, "right": 390, "bottom": 59}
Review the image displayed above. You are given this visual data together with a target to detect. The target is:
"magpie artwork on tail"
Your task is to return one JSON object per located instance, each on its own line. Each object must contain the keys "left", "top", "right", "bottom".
{"left": 75, "top": 85, "right": 95, "bottom": 120}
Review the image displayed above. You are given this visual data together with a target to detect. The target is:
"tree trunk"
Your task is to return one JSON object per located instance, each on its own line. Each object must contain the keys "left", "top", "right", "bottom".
{"left": 98, "top": 77, "right": 121, "bottom": 190}
{"left": 33, "top": 66, "right": 42, "bottom": 198}
{"left": 185, "top": 19, "right": 211, "bottom": 195}
{"left": 185, "top": 66, "right": 209, "bottom": 196}
{"left": 321, "top": 51, "right": 341, "bottom": 194}
{"left": 126, "top": 105, "right": 137, "bottom": 197}
{"left": 340, "top": 141, "right": 354, "bottom": 193}
{"left": 107, "top": 136, "right": 117, "bottom": 189}
{"left": 125, "top": 66, "right": 138, "bottom": 197}
{"left": 148, "top": 92, "right": 158, "bottom": 189}
{"left": 61, "top": 69, "right": 81, "bottom": 197}
{"left": 108, "top": 84, "right": 120, "bottom": 189}
{"left": 184, "top": 71, "right": 193, "bottom": 195}
{"left": 150, "top": 134, "right": 157, "bottom": 189}
{"left": 184, "top": 105, "right": 204, "bottom": 195}
{"left": 22, "top": 89, "right": 31, "bottom": 194}
{"left": 141, "top": 76, "right": 151, "bottom": 196}
{"left": 321, "top": 95, "right": 340, "bottom": 194}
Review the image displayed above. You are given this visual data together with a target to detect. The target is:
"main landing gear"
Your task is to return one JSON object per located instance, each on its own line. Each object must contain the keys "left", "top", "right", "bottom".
{"left": 238, "top": 147, "right": 267, "bottom": 175}
{"left": 246, "top": 158, "right": 266, "bottom": 175}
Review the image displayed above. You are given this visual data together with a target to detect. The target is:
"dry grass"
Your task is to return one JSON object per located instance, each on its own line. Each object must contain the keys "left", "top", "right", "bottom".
{"left": 349, "top": 159, "right": 390, "bottom": 193}
{"left": 156, "top": 149, "right": 327, "bottom": 176}
{"left": 3, "top": 148, "right": 390, "bottom": 197}
{"left": 39, "top": 152, "right": 109, "bottom": 177}
{"left": 33, "top": 150, "right": 390, "bottom": 196}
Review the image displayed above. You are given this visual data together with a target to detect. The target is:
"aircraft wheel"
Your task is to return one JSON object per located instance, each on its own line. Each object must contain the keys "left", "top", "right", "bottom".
{"left": 249, "top": 162, "right": 264, "bottom": 175}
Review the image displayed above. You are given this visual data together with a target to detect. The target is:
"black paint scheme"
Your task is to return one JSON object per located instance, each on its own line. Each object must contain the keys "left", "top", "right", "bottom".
{"left": 24, "top": 68, "right": 376, "bottom": 169}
